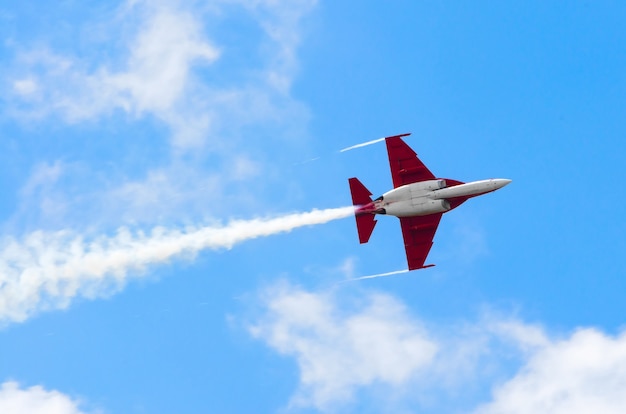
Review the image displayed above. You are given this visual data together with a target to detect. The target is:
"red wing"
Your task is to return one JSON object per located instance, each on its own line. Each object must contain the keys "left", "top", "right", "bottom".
{"left": 386, "top": 134, "right": 436, "bottom": 188}
{"left": 399, "top": 214, "right": 442, "bottom": 270}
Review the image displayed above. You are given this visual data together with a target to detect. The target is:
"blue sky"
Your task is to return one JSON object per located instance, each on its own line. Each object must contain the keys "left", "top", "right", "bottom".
{"left": 1, "top": 1, "right": 626, "bottom": 413}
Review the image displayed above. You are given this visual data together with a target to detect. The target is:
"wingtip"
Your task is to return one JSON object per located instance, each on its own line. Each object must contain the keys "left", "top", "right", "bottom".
{"left": 409, "top": 263, "right": 436, "bottom": 271}
{"left": 384, "top": 132, "right": 412, "bottom": 141}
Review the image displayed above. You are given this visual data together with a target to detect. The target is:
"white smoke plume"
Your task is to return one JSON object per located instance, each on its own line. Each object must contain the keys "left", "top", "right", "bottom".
{"left": 0, "top": 206, "right": 353, "bottom": 324}
{"left": 339, "top": 137, "right": 386, "bottom": 153}
{"left": 347, "top": 269, "right": 409, "bottom": 281}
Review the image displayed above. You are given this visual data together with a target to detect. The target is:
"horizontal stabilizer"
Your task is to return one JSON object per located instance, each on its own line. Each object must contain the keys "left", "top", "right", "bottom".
{"left": 348, "top": 177, "right": 377, "bottom": 244}
{"left": 348, "top": 177, "right": 373, "bottom": 206}
{"left": 355, "top": 214, "right": 377, "bottom": 244}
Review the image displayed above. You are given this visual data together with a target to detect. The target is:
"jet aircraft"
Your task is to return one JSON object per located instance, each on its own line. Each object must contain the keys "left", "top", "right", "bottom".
{"left": 348, "top": 133, "right": 511, "bottom": 271}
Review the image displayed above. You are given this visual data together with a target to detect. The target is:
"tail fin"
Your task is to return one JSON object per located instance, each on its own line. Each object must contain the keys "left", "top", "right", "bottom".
{"left": 348, "top": 177, "right": 377, "bottom": 244}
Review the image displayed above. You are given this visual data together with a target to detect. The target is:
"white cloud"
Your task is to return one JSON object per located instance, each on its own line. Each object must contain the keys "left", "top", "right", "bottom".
{"left": 0, "top": 381, "right": 89, "bottom": 414}
{"left": 9, "top": 1, "right": 219, "bottom": 149}
{"left": 19, "top": 161, "right": 64, "bottom": 197}
{"left": 6, "top": 0, "right": 313, "bottom": 150}
{"left": 474, "top": 328, "right": 626, "bottom": 414}
{"left": 0, "top": 207, "right": 352, "bottom": 324}
{"left": 250, "top": 283, "right": 626, "bottom": 413}
{"left": 5, "top": 0, "right": 316, "bottom": 227}
{"left": 0, "top": 0, "right": 326, "bottom": 326}
{"left": 487, "top": 318, "right": 550, "bottom": 351}
{"left": 232, "top": 155, "right": 261, "bottom": 181}
{"left": 249, "top": 283, "right": 438, "bottom": 411}
{"left": 106, "top": 4, "right": 219, "bottom": 113}
{"left": 233, "top": 0, "right": 318, "bottom": 92}
{"left": 12, "top": 78, "right": 38, "bottom": 96}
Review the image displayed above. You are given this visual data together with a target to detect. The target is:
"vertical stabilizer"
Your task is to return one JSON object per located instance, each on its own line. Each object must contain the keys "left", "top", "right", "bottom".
{"left": 348, "top": 177, "right": 377, "bottom": 244}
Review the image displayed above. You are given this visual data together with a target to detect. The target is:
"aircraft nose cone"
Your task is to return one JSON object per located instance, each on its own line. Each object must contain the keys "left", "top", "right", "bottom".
{"left": 495, "top": 178, "right": 512, "bottom": 189}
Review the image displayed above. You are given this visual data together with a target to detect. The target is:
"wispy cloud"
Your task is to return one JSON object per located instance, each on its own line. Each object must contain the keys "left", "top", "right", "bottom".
{"left": 3, "top": 0, "right": 318, "bottom": 228}
{"left": 234, "top": 0, "right": 318, "bottom": 92}
{"left": 0, "top": 381, "right": 90, "bottom": 414}
{"left": 474, "top": 328, "right": 626, "bottom": 414}
{"left": 0, "top": 0, "right": 333, "bottom": 330}
{"left": 249, "top": 282, "right": 626, "bottom": 413}
{"left": 8, "top": 1, "right": 220, "bottom": 149}
{"left": 6, "top": 0, "right": 314, "bottom": 150}
{"left": 0, "top": 207, "right": 352, "bottom": 324}
{"left": 249, "top": 282, "right": 437, "bottom": 411}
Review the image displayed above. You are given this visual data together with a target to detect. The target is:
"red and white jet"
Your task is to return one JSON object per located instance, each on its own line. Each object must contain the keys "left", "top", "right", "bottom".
{"left": 348, "top": 133, "right": 511, "bottom": 271}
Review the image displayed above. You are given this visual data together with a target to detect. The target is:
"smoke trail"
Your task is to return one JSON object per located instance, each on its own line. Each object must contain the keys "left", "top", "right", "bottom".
{"left": 0, "top": 206, "right": 354, "bottom": 324}
{"left": 293, "top": 157, "right": 320, "bottom": 166}
{"left": 347, "top": 269, "right": 409, "bottom": 281}
{"left": 339, "top": 137, "right": 385, "bottom": 153}
{"left": 294, "top": 136, "right": 385, "bottom": 164}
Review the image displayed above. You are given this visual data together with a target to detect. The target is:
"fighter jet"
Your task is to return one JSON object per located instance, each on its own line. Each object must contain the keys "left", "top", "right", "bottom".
{"left": 348, "top": 133, "right": 511, "bottom": 271}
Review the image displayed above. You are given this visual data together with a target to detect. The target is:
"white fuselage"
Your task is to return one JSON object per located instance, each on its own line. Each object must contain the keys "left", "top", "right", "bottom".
{"left": 374, "top": 179, "right": 511, "bottom": 217}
